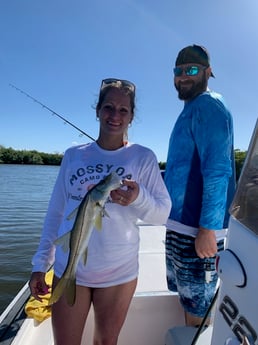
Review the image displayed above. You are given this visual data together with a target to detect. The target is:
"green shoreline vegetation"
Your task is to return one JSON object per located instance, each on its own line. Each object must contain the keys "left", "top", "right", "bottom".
{"left": 0, "top": 145, "right": 246, "bottom": 181}
{"left": 0, "top": 145, "right": 63, "bottom": 166}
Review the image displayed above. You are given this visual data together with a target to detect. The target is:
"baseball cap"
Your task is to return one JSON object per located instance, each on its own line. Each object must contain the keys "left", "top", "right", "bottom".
{"left": 175, "top": 44, "right": 215, "bottom": 77}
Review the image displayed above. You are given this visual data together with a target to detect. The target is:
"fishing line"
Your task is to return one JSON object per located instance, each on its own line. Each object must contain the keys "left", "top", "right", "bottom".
{"left": 9, "top": 84, "right": 95, "bottom": 142}
{"left": 190, "top": 287, "right": 219, "bottom": 345}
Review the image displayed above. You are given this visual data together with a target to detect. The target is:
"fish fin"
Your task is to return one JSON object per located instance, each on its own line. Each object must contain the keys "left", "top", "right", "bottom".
{"left": 66, "top": 207, "right": 79, "bottom": 220}
{"left": 94, "top": 204, "right": 110, "bottom": 231}
{"left": 82, "top": 248, "right": 88, "bottom": 265}
{"left": 49, "top": 276, "right": 76, "bottom": 306}
{"left": 54, "top": 232, "right": 71, "bottom": 252}
{"left": 94, "top": 211, "right": 103, "bottom": 230}
{"left": 49, "top": 277, "right": 69, "bottom": 305}
{"left": 98, "top": 203, "right": 110, "bottom": 218}
{"left": 102, "top": 208, "right": 110, "bottom": 218}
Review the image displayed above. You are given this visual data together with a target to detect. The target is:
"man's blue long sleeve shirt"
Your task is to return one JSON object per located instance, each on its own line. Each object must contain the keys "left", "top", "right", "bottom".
{"left": 164, "top": 91, "right": 235, "bottom": 230}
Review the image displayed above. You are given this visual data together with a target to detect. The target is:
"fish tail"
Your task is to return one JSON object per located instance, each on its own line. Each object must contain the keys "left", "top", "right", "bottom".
{"left": 65, "top": 277, "right": 76, "bottom": 306}
{"left": 49, "top": 276, "right": 76, "bottom": 306}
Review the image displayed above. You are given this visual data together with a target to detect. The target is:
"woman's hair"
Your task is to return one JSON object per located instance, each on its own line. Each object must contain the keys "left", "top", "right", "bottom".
{"left": 96, "top": 80, "right": 136, "bottom": 114}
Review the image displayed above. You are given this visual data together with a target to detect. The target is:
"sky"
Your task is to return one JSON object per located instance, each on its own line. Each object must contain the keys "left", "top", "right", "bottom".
{"left": 0, "top": 0, "right": 258, "bottom": 163}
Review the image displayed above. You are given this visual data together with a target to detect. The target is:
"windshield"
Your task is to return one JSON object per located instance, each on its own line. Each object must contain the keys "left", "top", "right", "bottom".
{"left": 230, "top": 120, "right": 258, "bottom": 234}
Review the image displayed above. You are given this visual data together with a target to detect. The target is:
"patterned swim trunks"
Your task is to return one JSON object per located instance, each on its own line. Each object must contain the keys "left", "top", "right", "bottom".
{"left": 166, "top": 230, "right": 224, "bottom": 317}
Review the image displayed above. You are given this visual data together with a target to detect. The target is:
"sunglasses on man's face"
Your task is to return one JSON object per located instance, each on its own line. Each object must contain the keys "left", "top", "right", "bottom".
{"left": 173, "top": 65, "right": 207, "bottom": 77}
{"left": 101, "top": 78, "right": 136, "bottom": 94}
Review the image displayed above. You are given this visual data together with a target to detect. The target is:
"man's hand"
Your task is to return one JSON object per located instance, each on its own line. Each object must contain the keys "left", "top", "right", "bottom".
{"left": 195, "top": 227, "right": 217, "bottom": 258}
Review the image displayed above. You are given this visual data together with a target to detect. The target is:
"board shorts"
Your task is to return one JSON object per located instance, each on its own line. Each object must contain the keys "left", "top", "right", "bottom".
{"left": 165, "top": 230, "right": 224, "bottom": 317}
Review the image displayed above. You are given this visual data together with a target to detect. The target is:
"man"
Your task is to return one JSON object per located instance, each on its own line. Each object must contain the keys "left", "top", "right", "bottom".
{"left": 164, "top": 44, "right": 235, "bottom": 327}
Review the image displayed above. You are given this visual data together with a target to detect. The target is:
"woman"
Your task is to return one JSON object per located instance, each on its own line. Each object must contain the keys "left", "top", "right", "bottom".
{"left": 29, "top": 78, "right": 171, "bottom": 345}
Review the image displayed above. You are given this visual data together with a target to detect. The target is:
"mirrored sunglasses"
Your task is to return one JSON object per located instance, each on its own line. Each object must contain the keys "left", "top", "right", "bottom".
{"left": 173, "top": 65, "right": 207, "bottom": 77}
{"left": 101, "top": 78, "right": 135, "bottom": 94}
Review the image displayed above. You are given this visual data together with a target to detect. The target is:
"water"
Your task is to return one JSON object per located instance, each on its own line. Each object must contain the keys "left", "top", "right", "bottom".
{"left": 0, "top": 164, "right": 59, "bottom": 314}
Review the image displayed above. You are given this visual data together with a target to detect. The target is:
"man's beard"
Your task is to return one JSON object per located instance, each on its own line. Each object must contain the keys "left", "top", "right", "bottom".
{"left": 175, "top": 75, "right": 207, "bottom": 101}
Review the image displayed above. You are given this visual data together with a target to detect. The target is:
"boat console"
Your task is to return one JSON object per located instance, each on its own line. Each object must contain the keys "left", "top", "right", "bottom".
{"left": 211, "top": 120, "right": 258, "bottom": 345}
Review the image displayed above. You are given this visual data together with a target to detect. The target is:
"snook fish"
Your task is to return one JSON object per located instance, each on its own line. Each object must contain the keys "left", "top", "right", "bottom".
{"left": 49, "top": 172, "right": 122, "bottom": 306}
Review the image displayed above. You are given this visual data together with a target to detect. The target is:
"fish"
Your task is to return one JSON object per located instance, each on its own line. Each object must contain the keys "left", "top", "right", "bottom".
{"left": 49, "top": 172, "right": 122, "bottom": 306}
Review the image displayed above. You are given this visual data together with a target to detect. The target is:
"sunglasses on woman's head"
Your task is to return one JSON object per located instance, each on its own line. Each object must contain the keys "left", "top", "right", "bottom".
{"left": 101, "top": 78, "right": 136, "bottom": 94}
{"left": 173, "top": 65, "right": 207, "bottom": 77}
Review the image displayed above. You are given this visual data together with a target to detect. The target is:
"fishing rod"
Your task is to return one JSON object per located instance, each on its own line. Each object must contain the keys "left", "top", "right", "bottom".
{"left": 9, "top": 84, "right": 95, "bottom": 142}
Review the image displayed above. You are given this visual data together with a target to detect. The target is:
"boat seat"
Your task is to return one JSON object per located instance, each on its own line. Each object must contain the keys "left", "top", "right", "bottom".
{"left": 165, "top": 325, "right": 213, "bottom": 345}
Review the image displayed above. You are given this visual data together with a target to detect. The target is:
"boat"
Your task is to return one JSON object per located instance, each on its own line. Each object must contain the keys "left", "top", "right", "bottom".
{"left": 0, "top": 120, "right": 257, "bottom": 345}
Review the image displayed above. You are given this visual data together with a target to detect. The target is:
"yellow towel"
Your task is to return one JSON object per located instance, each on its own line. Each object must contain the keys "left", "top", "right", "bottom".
{"left": 25, "top": 269, "right": 53, "bottom": 322}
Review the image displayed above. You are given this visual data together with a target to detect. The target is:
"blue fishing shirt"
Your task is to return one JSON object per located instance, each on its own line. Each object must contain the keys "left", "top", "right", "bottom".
{"left": 164, "top": 90, "right": 235, "bottom": 230}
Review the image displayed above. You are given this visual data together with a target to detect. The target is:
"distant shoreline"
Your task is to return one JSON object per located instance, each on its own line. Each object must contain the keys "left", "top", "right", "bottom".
{"left": 0, "top": 146, "right": 63, "bottom": 166}
{"left": 0, "top": 146, "right": 247, "bottom": 180}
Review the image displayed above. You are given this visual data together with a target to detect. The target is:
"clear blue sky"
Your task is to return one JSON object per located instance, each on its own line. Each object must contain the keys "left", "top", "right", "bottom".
{"left": 1, "top": 0, "right": 257, "bottom": 162}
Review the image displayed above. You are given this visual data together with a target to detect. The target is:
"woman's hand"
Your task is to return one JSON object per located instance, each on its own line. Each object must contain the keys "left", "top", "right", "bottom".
{"left": 111, "top": 179, "right": 139, "bottom": 206}
{"left": 29, "top": 271, "right": 49, "bottom": 302}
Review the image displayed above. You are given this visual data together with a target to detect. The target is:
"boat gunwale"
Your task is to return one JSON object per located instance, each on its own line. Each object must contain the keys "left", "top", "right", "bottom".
{"left": 0, "top": 283, "right": 30, "bottom": 345}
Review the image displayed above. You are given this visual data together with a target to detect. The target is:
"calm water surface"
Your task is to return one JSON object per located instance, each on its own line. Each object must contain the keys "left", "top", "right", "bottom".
{"left": 0, "top": 164, "right": 59, "bottom": 314}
